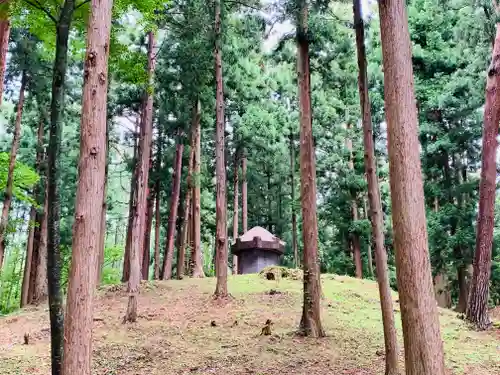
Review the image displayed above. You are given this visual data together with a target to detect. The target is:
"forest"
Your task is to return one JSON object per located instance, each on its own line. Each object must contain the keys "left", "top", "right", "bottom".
{"left": 0, "top": 0, "right": 499, "bottom": 374}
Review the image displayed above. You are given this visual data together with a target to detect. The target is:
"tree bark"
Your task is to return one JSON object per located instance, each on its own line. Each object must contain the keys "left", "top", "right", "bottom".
{"left": 62, "top": 1, "right": 112, "bottom": 373}
{"left": 191, "top": 99, "right": 204, "bottom": 278}
{"left": 47, "top": 2, "right": 76, "bottom": 374}
{"left": 142, "top": 187, "right": 153, "bottom": 280}
{"left": 466, "top": 21, "right": 500, "bottom": 331}
{"left": 362, "top": 197, "right": 374, "bottom": 278}
{"left": 378, "top": 0, "right": 445, "bottom": 373}
{"left": 241, "top": 152, "right": 248, "bottom": 234}
{"left": 232, "top": 149, "right": 239, "bottom": 275}
{"left": 179, "top": 136, "right": 195, "bottom": 279}
{"left": 21, "top": 120, "right": 45, "bottom": 308}
{"left": 214, "top": 0, "right": 228, "bottom": 298}
{"left": 160, "top": 141, "right": 184, "bottom": 280}
{"left": 289, "top": 130, "right": 299, "bottom": 268}
{"left": 31, "top": 180, "right": 48, "bottom": 304}
{"left": 296, "top": 0, "right": 324, "bottom": 338}
{"left": 122, "top": 112, "right": 141, "bottom": 282}
{"left": 153, "top": 128, "right": 162, "bottom": 280}
{"left": 125, "top": 31, "right": 155, "bottom": 323}
{"left": 0, "top": 4, "right": 9, "bottom": 106}
{"left": 0, "top": 70, "right": 27, "bottom": 267}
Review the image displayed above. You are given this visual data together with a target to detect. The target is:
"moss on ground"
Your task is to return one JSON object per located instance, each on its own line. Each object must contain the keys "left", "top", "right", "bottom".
{"left": 0, "top": 274, "right": 498, "bottom": 374}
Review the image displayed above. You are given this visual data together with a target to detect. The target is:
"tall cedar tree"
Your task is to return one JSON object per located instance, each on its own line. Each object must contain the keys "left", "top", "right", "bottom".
{"left": 46, "top": 1, "right": 77, "bottom": 374}
{"left": 296, "top": 0, "right": 324, "bottom": 337}
{"left": 153, "top": 126, "right": 162, "bottom": 280}
{"left": 0, "top": 70, "right": 27, "bottom": 267}
{"left": 232, "top": 149, "right": 239, "bottom": 274}
{"left": 122, "top": 113, "right": 141, "bottom": 282}
{"left": 62, "top": 0, "right": 112, "bottom": 373}
{"left": 125, "top": 31, "right": 155, "bottom": 323}
{"left": 161, "top": 141, "right": 183, "bottom": 279}
{"left": 0, "top": 0, "right": 9, "bottom": 105}
{"left": 353, "top": 0, "right": 399, "bottom": 372}
{"left": 289, "top": 131, "right": 299, "bottom": 267}
{"left": 21, "top": 120, "right": 45, "bottom": 307}
{"left": 466, "top": 4, "right": 500, "bottom": 330}
{"left": 191, "top": 99, "right": 204, "bottom": 277}
{"left": 214, "top": 0, "right": 228, "bottom": 297}
{"left": 378, "top": 0, "right": 445, "bottom": 373}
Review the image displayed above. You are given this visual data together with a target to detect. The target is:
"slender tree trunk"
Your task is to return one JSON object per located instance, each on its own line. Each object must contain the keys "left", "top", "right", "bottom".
{"left": 0, "top": 70, "right": 27, "bottom": 267}
{"left": 125, "top": 31, "right": 155, "bottom": 323}
{"left": 346, "top": 123, "right": 363, "bottom": 279}
{"left": 0, "top": 3, "right": 9, "bottom": 106}
{"left": 142, "top": 187, "right": 153, "bottom": 280}
{"left": 153, "top": 129, "right": 162, "bottom": 280}
{"left": 47, "top": 2, "right": 77, "bottom": 374}
{"left": 362, "top": 197, "right": 374, "bottom": 278}
{"left": 214, "top": 0, "right": 228, "bottom": 298}
{"left": 289, "top": 131, "right": 299, "bottom": 268}
{"left": 21, "top": 120, "right": 45, "bottom": 307}
{"left": 296, "top": 0, "right": 324, "bottom": 338}
{"left": 62, "top": 2, "right": 111, "bottom": 373}
{"left": 160, "top": 141, "right": 183, "bottom": 280}
{"left": 32, "top": 182, "right": 48, "bottom": 304}
{"left": 191, "top": 99, "right": 204, "bottom": 277}
{"left": 179, "top": 145, "right": 194, "bottom": 279}
{"left": 466, "top": 21, "right": 500, "bottom": 330}
{"left": 232, "top": 149, "right": 239, "bottom": 275}
{"left": 122, "top": 113, "right": 141, "bottom": 282}
{"left": 378, "top": 0, "right": 445, "bottom": 373}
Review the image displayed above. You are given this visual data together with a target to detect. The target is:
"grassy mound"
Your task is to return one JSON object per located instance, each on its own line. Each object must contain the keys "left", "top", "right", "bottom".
{"left": 0, "top": 274, "right": 498, "bottom": 375}
{"left": 259, "top": 266, "right": 303, "bottom": 280}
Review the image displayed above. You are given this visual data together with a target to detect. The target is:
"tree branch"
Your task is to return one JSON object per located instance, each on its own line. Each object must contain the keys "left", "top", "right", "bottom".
{"left": 224, "top": 0, "right": 260, "bottom": 11}
{"left": 75, "top": 0, "right": 91, "bottom": 11}
{"left": 23, "top": 0, "right": 58, "bottom": 23}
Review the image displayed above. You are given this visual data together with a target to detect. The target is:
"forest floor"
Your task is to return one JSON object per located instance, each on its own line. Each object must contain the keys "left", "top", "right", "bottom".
{"left": 0, "top": 273, "right": 499, "bottom": 375}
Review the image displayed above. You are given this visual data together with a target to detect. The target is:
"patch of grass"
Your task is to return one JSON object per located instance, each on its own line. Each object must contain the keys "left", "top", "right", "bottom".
{"left": 0, "top": 274, "right": 498, "bottom": 374}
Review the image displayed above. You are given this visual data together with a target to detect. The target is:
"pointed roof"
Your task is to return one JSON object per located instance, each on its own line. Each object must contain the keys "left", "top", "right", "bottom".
{"left": 231, "top": 226, "right": 285, "bottom": 255}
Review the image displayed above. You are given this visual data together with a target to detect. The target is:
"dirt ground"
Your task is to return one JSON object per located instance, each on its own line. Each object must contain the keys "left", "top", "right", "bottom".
{"left": 0, "top": 275, "right": 498, "bottom": 375}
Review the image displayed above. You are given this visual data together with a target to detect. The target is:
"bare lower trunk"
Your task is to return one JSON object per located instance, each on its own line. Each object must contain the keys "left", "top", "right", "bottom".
{"left": 242, "top": 154, "right": 248, "bottom": 234}
{"left": 122, "top": 113, "right": 141, "bottom": 283}
{"left": 142, "top": 188, "right": 153, "bottom": 280}
{"left": 161, "top": 142, "right": 184, "bottom": 280}
{"left": 21, "top": 120, "right": 45, "bottom": 307}
{"left": 96, "top": 164, "right": 108, "bottom": 286}
{"left": 0, "top": 70, "right": 27, "bottom": 268}
{"left": 289, "top": 131, "right": 299, "bottom": 268}
{"left": 466, "top": 22, "right": 500, "bottom": 331}
{"left": 378, "top": 0, "right": 445, "bottom": 372}
{"left": 456, "top": 264, "right": 471, "bottom": 313}
{"left": 32, "top": 186, "right": 48, "bottom": 303}
{"left": 296, "top": 1, "right": 324, "bottom": 337}
{"left": 214, "top": 0, "right": 228, "bottom": 298}
{"left": 232, "top": 150, "right": 239, "bottom": 275}
{"left": 0, "top": 14, "right": 9, "bottom": 106}
{"left": 434, "top": 273, "right": 451, "bottom": 308}
{"left": 153, "top": 127, "right": 162, "bottom": 280}
{"left": 191, "top": 100, "right": 204, "bottom": 278}
{"left": 354, "top": 6, "right": 400, "bottom": 359}
{"left": 125, "top": 31, "right": 155, "bottom": 323}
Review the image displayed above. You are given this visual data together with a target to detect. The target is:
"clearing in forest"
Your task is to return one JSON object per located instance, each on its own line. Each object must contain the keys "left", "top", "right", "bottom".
{"left": 0, "top": 274, "right": 499, "bottom": 375}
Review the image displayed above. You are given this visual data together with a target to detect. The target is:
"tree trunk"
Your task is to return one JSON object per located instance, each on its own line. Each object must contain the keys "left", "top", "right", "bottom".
{"left": 153, "top": 130, "right": 162, "bottom": 280}
{"left": 160, "top": 141, "right": 184, "bottom": 280}
{"left": 456, "top": 265, "right": 472, "bottom": 313}
{"left": 125, "top": 31, "right": 155, "bottom": 323}
{"left": 0, "top": 4, "right": 9, "bottom": 106}
{"left": 178, "top": 145, "right": 194, "bottom": 279}
{"left": 214, "top": 0, "right": 228, "bottom": 298}
{"left": 21, "top": 120, "right": 45, "bottom": 307}
{"left": 362, "top": 197, "right": 374, "bottom": 278}
{"left": 32, "top": 181, "right": 48, "bottom": 304}
{"left": 466, "top": 22, "right": 500, "bottom": 331}
{"left": 289, "top": 130, "right": 299, "bottom": 268}
{"left": 191, "top": 99, "right": 204, "bottom": 278}
{"left": 62, "top": 1, "right": 111, "bottom": 373}
{"left": 241, "top": 152, "right": 248, "bottom": 234}
{"left": 0, "top": 70, "right": 27, "bottom": 267}
{"left": 346, "top": 123, "right": 363, "bottom": 279}
{"left": 47, "top": 2, "right": 77, "bottom": 374}
{"left": 378, "top": 0, "right": 445, "bottom": 373}
{"left": 122, "top": 112, "right": 141, "bottom": 282}
{"left": 142, "top": 187, "right": 153, "bottom": 280}
{"left": 232, "top": 149, "right": 239, "bottom": 275}
{"left": 296, "top": 0, "right": 324, "bottom": 338}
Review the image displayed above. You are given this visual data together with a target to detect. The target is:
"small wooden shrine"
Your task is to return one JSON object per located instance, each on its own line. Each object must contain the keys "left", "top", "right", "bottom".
{"left": 231, "top": 226, "right": 285, "bottom": 274}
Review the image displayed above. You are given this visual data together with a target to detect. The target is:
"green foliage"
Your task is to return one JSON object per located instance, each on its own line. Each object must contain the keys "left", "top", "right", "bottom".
{"left": 0, "top": 153, "right": 39, "bottom": 205}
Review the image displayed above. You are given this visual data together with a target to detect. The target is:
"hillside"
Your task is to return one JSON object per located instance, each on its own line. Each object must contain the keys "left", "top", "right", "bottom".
{"left": 0, "top": 274, "right": 498, "bottom": 375}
